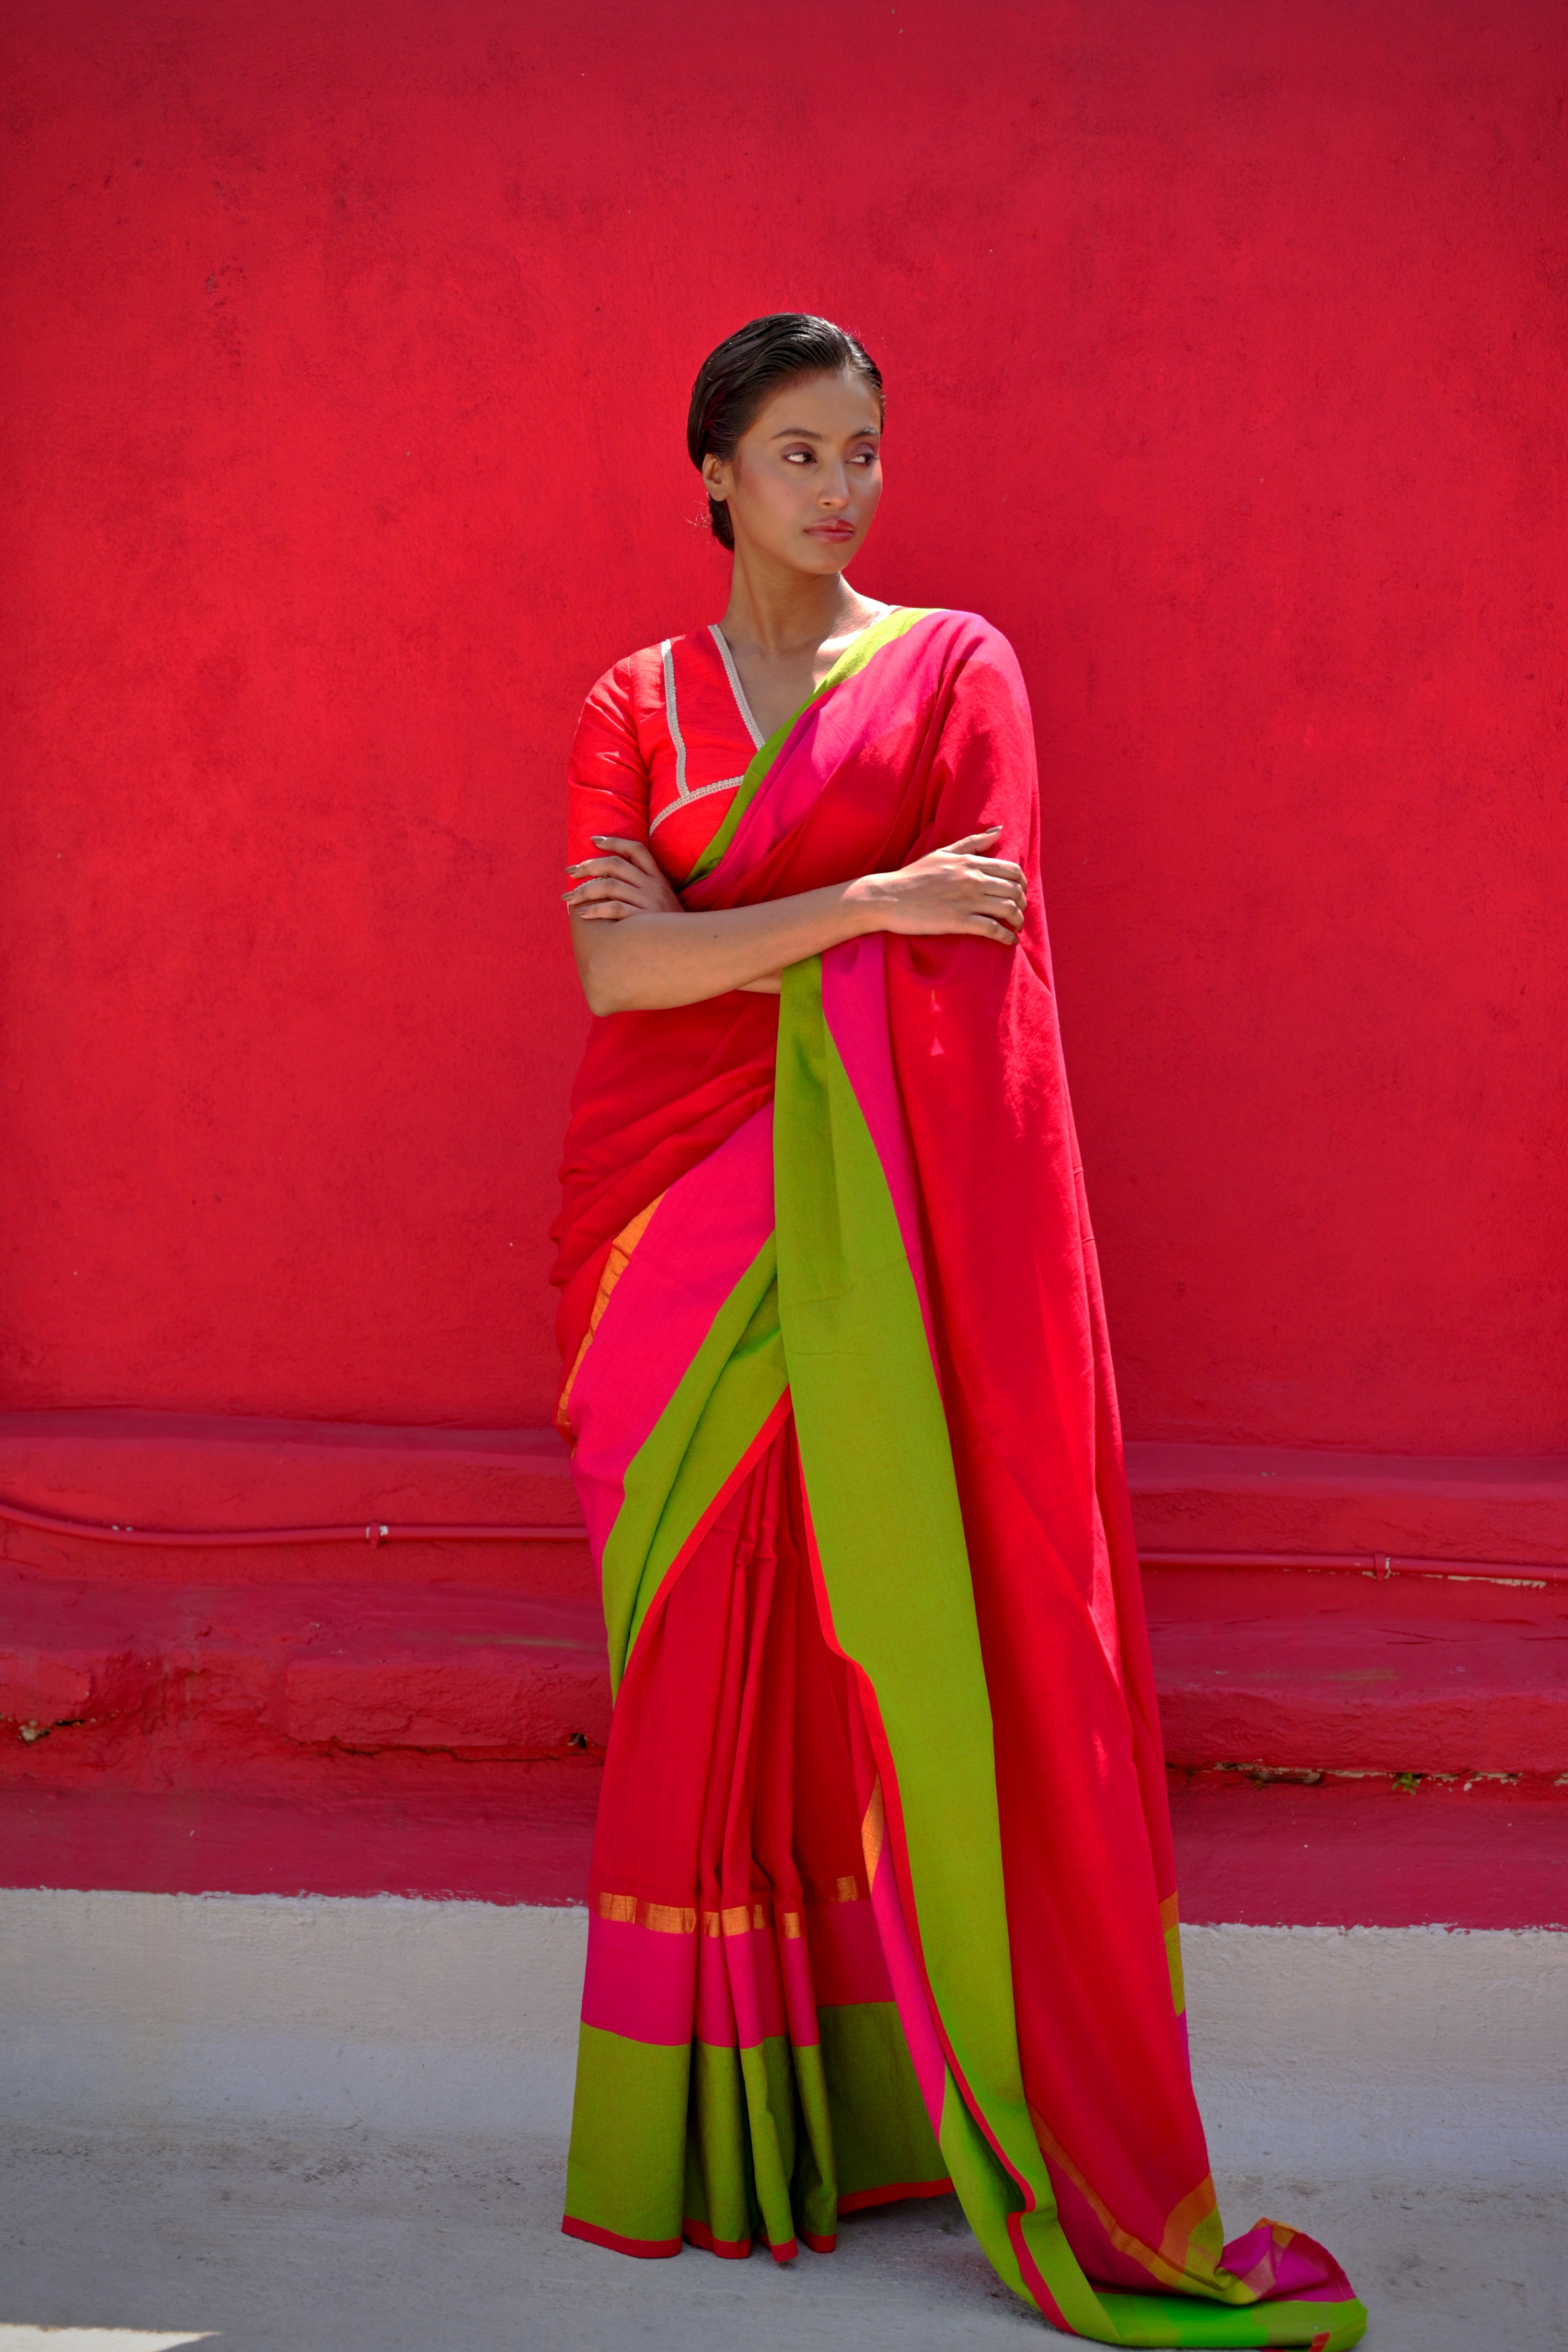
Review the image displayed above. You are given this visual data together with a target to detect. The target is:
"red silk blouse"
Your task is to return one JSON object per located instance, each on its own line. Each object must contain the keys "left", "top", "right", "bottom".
{"left": 566, "top": 625, "right": 767, "bottom": 884}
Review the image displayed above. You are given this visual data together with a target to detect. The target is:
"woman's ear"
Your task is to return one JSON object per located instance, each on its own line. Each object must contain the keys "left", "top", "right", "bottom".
{"left": 701, "top": 451, "right": 732, "bottom": 508}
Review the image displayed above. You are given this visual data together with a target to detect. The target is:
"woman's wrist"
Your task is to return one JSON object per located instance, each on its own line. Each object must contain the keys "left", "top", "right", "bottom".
{"left": 838, "top": 873, "right": 889, "bottom": 937}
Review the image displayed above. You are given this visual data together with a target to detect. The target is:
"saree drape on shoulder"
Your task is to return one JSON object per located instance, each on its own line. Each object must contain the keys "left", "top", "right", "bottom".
{"left": 551, "top": 609, "right": 1366, "bottom": 2348}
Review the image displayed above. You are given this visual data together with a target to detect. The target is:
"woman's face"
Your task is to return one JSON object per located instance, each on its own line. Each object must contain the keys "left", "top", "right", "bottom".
{"left": 704, "top": 368, "right": 883, "bottom": 575}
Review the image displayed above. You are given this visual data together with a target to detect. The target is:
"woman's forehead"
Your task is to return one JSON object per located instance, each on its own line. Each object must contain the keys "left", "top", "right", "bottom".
{"left": 746, "top": 370, "right": 883, "bottom": 441}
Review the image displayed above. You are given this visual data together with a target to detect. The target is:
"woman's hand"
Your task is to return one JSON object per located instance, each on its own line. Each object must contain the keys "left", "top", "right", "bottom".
{"left": 851, "top": 827, "right": 1026, "bottom": 944}
{"left": 564, "top": 835, "right": 684, "bottom": 921}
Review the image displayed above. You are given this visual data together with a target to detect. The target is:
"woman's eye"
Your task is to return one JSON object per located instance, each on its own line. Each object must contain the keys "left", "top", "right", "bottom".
{"left": 783, "top": 448, "right": 814, "bottom": 465}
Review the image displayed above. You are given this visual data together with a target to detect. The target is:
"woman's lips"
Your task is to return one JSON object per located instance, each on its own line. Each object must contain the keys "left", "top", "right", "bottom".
{"left": 808, "top": 522, "right": 856, "bottom": 539}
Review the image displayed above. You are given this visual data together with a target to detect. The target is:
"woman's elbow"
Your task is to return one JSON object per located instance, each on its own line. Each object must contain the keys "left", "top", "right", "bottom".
{"left": 578, "top": 955, "right": 645, "bottom": 1018}
{"left": 573, "top": 932, "right": 679, "bottom": 1016}
{"left": 572, "top": 935, "right": 626, "bottom": 1018}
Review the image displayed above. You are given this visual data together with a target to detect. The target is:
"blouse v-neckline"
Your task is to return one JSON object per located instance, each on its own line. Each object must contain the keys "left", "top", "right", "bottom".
{"left": 708, "top": 607, "right": 897, "bottom": 753}
{"left": 706, "top": 625, "right": 767, "bottom": 751}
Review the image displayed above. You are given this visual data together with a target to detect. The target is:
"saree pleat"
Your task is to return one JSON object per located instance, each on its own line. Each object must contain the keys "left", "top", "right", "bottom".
{"left": 564, "top": 1417, "right": 948, "bottom": 2262}
{"left": 555, "top": 608, "right": 1366, "bottom": 2347}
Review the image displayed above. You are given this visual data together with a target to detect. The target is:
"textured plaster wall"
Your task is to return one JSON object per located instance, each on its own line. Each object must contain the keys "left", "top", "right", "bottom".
{"left": 3, "top": 0, "right": 1564, "bottom": 1448}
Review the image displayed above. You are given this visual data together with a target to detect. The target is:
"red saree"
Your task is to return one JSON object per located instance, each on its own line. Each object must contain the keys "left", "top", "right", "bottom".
{"left": 552, "top": 607, "right": 1366, "bottom": 2347}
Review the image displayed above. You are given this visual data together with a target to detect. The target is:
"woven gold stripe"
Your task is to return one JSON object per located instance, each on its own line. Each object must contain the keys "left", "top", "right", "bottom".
{"left": 599, "top": 1893, "right": 813, "bottom": 1940}
{"left": 803, "top": 1871, "right": 864, "bottom": 1905}
{"left": 595, "top": 1891, "right": 697, "bottom": 1935}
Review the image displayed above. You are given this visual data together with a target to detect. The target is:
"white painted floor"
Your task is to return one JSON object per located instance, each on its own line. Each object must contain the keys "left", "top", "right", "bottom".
{"left": 3, "top": 1895, "right": 1563, "bottom": 2350}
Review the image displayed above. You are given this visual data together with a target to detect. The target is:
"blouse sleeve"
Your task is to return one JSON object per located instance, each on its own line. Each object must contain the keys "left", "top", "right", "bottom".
{"left": 566, "top": 659, "right": 650, "bottom": 869}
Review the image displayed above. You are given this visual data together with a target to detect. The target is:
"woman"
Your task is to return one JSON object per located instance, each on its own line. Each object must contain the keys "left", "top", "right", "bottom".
{"left": 553, "top": 313, "right": 1364, "bottom": 2348}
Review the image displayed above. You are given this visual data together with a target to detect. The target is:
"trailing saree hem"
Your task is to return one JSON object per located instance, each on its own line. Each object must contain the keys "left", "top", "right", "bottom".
{"left": 838, "top": 2177, "right": 954, "bottom": 2215}
{"left": 556, "top": 609, "right": 1365, "bottom": 2344}
{"left": 560, "top": 2216, "right": 682, "bottom": 2261}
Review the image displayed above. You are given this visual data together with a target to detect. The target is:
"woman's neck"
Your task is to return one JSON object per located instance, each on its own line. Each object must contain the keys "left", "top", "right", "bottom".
{"left": 718, "top": 550, "right": 882, "bottom": 660}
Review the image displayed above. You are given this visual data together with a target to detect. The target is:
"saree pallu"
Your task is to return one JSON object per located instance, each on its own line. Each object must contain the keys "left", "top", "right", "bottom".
{"left": 552, "top": 609, "right": 1366, "bottom": 2348}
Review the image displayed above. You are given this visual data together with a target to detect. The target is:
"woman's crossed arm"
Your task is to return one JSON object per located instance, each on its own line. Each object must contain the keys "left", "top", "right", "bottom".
{"left": 565, "top": 829, "right": 1025, "bottom": 1014}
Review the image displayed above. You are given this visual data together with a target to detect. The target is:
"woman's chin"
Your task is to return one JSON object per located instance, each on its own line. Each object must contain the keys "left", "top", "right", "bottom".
{"left": 791, "top": 539, "right": 860, "bottom": 576}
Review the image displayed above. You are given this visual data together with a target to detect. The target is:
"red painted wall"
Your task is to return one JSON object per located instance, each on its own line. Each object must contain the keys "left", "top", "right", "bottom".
{"left": 4, "top": 0, "right": 1564, "bottom": 1452}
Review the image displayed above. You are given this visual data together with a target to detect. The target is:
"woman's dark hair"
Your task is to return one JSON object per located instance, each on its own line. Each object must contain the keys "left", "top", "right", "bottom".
{"left": 687, "top": 314, "right": 884, "bottom": 551}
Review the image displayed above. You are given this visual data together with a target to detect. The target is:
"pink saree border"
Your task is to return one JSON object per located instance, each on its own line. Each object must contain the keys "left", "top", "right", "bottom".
{"left": 820, "top": 931, "right": 941, "bottom": 1376}
{"left": 569, "top": 1103, "right": 775, "bottom": 1563}
{"left": 684, "top": 612, "right": 951, "bottom": 905}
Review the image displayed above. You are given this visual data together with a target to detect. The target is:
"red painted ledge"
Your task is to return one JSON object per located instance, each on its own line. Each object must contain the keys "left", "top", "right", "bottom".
{"left": 4, "top": 1414, "right": 1567, "bottom": 1567}
{"left": 1127, "top": 1441, "right": 1568, "bottom": 1567}
{"left": 0, "top": 1410, "right": 581, "bottom": 1587}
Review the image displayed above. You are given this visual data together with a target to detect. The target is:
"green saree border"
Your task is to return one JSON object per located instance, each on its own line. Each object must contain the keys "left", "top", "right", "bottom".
{"left": 774, "top": 952, "right": 1107, "bottom": 2332}
{"left": 773, "top": 953, "right": 1367, "bottom": 2348}
{"left": 599, "top": 1236, "right": 786, "bottom": 1693}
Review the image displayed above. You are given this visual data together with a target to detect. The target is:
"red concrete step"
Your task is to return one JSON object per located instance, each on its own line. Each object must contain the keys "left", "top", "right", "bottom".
{"left": 1165, "top": 1770, "right": 1567, "bottom": 1930}
{"left": 0, "top": 1762, "right": 1558, "bottom": 1928}
{"left": 0, "top": 1758, "right": 603, "bottom": 1907}
{"left": 0, "top": 1569, "right": 609, "bottom": 1759}
{"left": 3, "top": 1557, "right": 1563, "bottom": 1778}
{"left": 278, "top": 1593, "right": 608, "bottom": 1754}
{"left": 1145, "top": 1563, "right": 1568, "bottom": 1777}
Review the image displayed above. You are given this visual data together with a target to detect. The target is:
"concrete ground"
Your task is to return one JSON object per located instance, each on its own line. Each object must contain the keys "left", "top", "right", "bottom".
{"left": 1, "top": 2117, "right": 1563, "bottom": 2352}
{"left": 3, "top": 1895, "right": 1563, "bottom": 2351}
